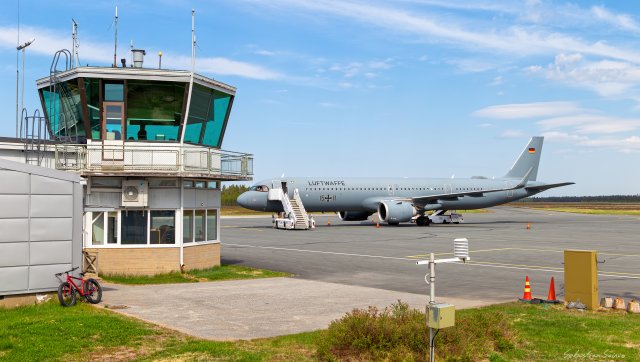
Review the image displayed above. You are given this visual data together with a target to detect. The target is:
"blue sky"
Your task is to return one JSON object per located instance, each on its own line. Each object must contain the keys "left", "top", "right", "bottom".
{"left": 1, "top": 0, "right": 639, "bottom": 196}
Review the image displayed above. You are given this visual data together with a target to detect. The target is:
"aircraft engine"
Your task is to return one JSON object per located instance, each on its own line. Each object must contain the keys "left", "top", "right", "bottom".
{"left": 337, "top": 211, "right": 373, "bottom": 221}
{"left": 377, "top": 201, "right": 417, "bottom": 225}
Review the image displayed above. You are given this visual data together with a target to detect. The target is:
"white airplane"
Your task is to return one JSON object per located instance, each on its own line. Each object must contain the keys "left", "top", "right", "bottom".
{"left": 238, "top": 137, "right": 574, "bottom": 226}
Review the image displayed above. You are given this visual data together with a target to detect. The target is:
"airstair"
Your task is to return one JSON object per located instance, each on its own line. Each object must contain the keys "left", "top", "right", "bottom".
{"left": 268, "top": 187, "right": 312, "bottom": 230}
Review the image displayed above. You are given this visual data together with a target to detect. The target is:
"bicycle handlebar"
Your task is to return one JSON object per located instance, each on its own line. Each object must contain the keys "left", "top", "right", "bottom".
{"left": 55, "top": 266, "right": 79, "bottom": 276}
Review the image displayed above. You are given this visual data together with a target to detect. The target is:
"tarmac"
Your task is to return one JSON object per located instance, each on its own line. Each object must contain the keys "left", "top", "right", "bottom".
{"left": 101, "top": 278, "right": 496, "bottom": 340}
{"left": 102, "top": 207, "right": 640, "bottom": 340}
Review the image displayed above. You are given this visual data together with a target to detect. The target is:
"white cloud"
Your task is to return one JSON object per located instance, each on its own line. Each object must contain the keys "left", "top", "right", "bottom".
{"left": 255, "top": 49, "right": 277, "bottom": 56}
{"left": 499, "top": 129, "right": 526, "bottom": 138}
{"left": 537, "top": 114, "right": 640, "bottom": 134}
{"left": 0, "top": 26, "right": 112, "bottom": 63}
{"left": 0, "top": 26, "right": 283, "bottom": 81}
{"left": 540, "top": 131, "right": 588, "bottom": 142}
{"left": 528, "top": 53, "right": 640, "bottom": 97}
{"left": 490, "top": 76, "right": 503, "bottom": 86}
{"left": 579, "top": 136, "right": 640, "bottom": 153}
{"left": 183, "top": 56, "right": 283, "bottom": 80}
{"left": 472, "top": 101, "right": 582, "bottom": 119}
{"left": 238, "top": 0, "right": 640, "bottom": 63}
{"left": 591, "top": 6, "right": 640, "bottom": 33}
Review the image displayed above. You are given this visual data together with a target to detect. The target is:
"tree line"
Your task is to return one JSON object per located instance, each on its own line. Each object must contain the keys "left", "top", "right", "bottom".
{"left": 518, "top": 195, "right": 640, "bottom": 203}
{"left": 221, "top": 184, "right": 249, "bottom": 206}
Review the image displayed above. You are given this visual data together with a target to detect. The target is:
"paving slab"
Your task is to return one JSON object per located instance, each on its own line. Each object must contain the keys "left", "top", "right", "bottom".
{"left": 101, "top": 278, "right": 500, "bottom": 340}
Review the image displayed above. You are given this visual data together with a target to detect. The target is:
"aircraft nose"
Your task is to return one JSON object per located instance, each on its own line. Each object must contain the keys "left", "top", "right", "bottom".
{"left": 237, "top": 192, "right": 250, "bottom": 208}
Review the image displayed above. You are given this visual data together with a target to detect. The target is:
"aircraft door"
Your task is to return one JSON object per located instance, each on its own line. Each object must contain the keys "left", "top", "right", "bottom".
{"left": 387, "top": 184, "right": 396, "bottom": 196}
{"left": 281, "top": 181, "right": 289, "bottom": 196}
{"left": 444, "top": 184, "right": 452, "bottom": 194}
{"left": 504, "top": 181, "right": 514, "bottom": 197}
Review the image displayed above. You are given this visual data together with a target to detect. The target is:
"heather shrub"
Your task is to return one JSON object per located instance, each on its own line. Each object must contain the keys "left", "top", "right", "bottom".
{"left": 317, "top": 301, "right": 516, "bottom": 361}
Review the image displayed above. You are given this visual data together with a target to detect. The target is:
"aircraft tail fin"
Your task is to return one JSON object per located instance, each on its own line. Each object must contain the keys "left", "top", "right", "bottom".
{"left": 503, "top": 137, "right": 543, "bottom": 181}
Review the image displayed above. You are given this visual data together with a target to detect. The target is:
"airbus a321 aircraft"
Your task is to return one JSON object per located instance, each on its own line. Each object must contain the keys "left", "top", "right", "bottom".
{"left": 237, "top": 137, "right": 574, "bottom": 226}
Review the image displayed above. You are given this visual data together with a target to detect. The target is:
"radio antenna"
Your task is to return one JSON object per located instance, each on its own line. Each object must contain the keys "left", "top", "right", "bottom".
{"left": 191, "top": 9, "right": 196, "bottom": 73}
{"left": 113, "top": 5, "right": 118, "bottom": 67}
{"left": 71, "top": 19, "right": 78, "bottom": 68}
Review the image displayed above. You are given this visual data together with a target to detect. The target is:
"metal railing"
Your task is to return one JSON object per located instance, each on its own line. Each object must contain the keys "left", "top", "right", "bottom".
{"left": 54, "top": 143, "right": 253, "bottom": 178}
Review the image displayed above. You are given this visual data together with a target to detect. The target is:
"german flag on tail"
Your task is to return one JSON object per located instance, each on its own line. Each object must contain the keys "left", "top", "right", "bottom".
{"left": 528, "top": 148, "right": 536, "bottom": 154}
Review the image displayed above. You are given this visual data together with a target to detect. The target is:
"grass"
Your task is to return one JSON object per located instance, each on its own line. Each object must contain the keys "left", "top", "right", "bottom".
{"left": 101, "top": 264, "right": 290, "bottom": 285}
{"left": 221, "top": 205, "right": 272, "bottom": 216}
{"left": 513, "top": 202, "right": 640, "bottom": 216}
{"left": 0, "top": 301, "right": 319, "bottom": 362}
{"left": 2, "top": 301, "right": 639, "bottom": 361}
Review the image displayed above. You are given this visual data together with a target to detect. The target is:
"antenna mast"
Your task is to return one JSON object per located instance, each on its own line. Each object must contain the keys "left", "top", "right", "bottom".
{"left": 71, "top": 19, "right": 78, "bottom": 68}
{"left": 191, "top": 9, "right": 196, "bottom": 73}
{"left": 113, "top": 6, "right": 118, "bottom": 67}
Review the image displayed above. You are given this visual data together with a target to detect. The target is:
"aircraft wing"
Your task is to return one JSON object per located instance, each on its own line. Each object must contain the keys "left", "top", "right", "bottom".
{"left": 525, "top": 182, "right": 575, "bottom": 193}
{"left": 404, "top": 168, "right": 534, "bottom": 208}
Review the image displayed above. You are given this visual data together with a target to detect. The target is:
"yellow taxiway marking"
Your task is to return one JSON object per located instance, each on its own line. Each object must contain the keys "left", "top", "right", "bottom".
{"left": 407, "top": 247, "right": 640, "bottom": 259}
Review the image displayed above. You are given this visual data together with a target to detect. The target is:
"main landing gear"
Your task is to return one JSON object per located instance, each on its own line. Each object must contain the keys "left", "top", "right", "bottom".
{"left": 415, "top": 215, "right": 431, "bottom": 226}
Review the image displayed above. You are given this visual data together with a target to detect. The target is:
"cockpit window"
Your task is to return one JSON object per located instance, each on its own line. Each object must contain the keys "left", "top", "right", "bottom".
{"left": 249, "top": 185, "right": 269, "bottom": 192}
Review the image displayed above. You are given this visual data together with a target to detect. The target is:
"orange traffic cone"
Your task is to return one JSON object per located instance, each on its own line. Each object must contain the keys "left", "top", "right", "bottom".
{"left": 327, "top": 218, "right": 331, "bottom": 226}
{"left": 520, "top": 276, "right": 532, "bottom": 301}
{"left": 526, "top": 223, "right": 531, "bottom": 230}
{"left": 376, "top": 222, "right": 380, "bottom": 228}
{"left": 546, "top": 277, "right": 559, "bottom": 303}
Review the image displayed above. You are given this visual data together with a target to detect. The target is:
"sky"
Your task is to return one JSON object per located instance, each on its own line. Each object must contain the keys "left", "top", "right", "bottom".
{"left": 1, "top": 0, "right": 639, "bottom": 196}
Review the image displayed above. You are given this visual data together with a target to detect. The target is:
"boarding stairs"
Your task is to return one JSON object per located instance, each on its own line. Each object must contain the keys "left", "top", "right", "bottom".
{"left": 268, "top": 187, "right": 311, "bottom": 230}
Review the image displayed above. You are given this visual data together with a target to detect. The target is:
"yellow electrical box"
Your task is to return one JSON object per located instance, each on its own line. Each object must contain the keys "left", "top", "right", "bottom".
{"left": 427, "top": 303, "right": 455, "bottom": 329}
{"left": 564, "top": 250, "right": 598, "bottom": 310}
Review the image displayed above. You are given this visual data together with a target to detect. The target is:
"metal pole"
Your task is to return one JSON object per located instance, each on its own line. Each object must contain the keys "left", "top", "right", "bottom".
{"left": 429, "top": 252, "right": 435, "bottom": 362}
{"left": 113, "top": 6, "right": 118, "bottom": 67}
{"left": 15, "top": 57, "right": 19, "bottom": 138}
{"left": 20, "top": 48, "right": 25, "bottom": 127}
{"left": 191, "top": 9, "right": 195, "bottom": 73}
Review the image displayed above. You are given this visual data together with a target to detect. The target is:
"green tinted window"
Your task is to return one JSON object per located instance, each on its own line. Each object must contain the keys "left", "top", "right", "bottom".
{"left": 41, "top": 79, "right": 86, "bottom": 139}
{"left": 126, "top": 80, "right": 185, "bottom": 141}
{"left": 202, "top": 91, "right": 231, "bottom": 147}
{"left": 184, "top": 84, "right": 233, "bottom": 147}
{"left": 104, "top": 83, "right": 124, "bottom": 101}
{"left": 84, "top": 78, "right": 101, "bottom": 139}
{"left": 183, "top": 84, "right": 210, "bottom": 144}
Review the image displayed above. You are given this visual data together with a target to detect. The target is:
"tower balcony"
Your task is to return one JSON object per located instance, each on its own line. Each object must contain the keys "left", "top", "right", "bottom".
{"left": 54, "top": 142, "right": 253, "bottom": 180}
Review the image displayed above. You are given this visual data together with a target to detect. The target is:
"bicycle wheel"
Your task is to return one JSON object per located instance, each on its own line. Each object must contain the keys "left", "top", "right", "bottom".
{"left": 83, "top": 279, "right": 103, "bottom": 304}
{"left": 57, "top": 282, "right": 76, "bottom": 307}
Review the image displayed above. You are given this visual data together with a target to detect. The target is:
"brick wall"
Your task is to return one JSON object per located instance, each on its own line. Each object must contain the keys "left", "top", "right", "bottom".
{"left": 183, "top": 243, "right": 220, "bottom": 271}
{"left": 84, "top": 243, "right": 220, "bottom": 276}
{"left": 85, "top": 247, "right": 180, "bottom": 276}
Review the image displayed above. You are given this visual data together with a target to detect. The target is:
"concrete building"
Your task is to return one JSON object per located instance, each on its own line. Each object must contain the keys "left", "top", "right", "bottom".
{"left": 1, "top": 49, "right": 253, "bottom": 288}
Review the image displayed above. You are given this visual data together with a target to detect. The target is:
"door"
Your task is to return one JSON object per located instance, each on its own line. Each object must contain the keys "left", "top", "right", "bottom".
{"left": 504, "top": 181, "right": 514, "bottom": 197}
{"left": 102, "top": 102, "right": 125, "bottom": 140}
{"left": 387, "top": 184, "right": 395, "bottom": 196}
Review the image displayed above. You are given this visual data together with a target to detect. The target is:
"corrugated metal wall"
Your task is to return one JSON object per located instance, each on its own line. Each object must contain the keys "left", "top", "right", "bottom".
{"left": 0, "top": 159, "right": 82, "bottom": 296}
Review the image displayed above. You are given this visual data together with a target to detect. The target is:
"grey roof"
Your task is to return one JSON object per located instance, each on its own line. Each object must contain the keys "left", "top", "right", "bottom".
{"left": 36, "top": 66, "right": 236, "bottom": 95}
{"left": 0, "top": 158, "right": 81, "bottom": 183}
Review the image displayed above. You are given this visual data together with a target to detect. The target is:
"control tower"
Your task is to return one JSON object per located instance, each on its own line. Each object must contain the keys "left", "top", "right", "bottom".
{"left": 31, "top": 50, "right": 253, "bottom": 275}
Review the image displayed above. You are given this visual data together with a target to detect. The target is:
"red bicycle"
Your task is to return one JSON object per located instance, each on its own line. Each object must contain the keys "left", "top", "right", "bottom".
{"left": 55, "top": 267, "right": 103, "bottom": 307}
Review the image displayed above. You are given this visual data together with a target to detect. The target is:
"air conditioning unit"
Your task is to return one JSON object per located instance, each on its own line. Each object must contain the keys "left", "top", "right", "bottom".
{"left": 122, "top": 180, "right": 148, "bottom": 207}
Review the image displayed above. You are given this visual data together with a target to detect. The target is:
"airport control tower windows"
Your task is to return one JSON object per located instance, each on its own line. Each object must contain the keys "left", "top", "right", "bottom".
{"left": 126, "top": 80, "right": 186, "bottom": 141}
{"left": 184, "top": 84, "right": 233, "bottom": 147}
{"left": 84, "top": 78, "right": 101, "bottom": 139}
{"left": 40, "top": 78, "right": 86, "bottom": 139}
